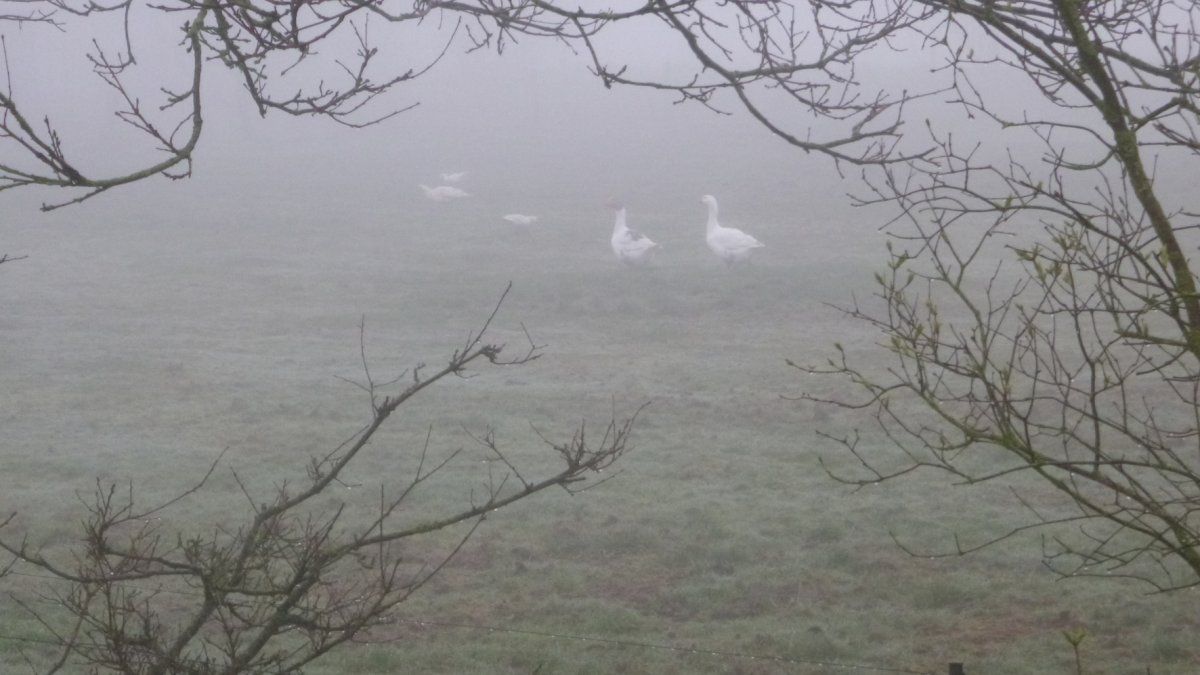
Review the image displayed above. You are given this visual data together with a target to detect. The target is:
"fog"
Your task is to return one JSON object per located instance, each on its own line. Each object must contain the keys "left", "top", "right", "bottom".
{"left": 3, "top": 12, "right": 863, "bottom": 223}
{"left": 3, "top": 6, "right": 1199, "bottom": 674}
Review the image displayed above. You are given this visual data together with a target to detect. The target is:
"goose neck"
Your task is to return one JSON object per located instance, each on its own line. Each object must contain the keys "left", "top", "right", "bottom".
{"left": 705, "top": 204, "right": 720, "bottom": 234}
{"left": 613, "top": 208, "right": 628, "bottom": 234}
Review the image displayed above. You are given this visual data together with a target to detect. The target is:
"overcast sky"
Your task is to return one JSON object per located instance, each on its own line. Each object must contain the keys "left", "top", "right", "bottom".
{"left": 1, "top": 7, "right": 898, "bottom": 228}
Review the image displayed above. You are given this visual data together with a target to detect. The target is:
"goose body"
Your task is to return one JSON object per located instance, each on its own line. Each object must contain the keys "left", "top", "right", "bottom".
{"left": 610, "top": 205, "right": 659, "bottom": 265}
{"left": 440, "top": 171, "right": 467, "bottom": 182}
{"left": 503, "top": 213, "right": 538, "bottom": 225}
{"left": 702, "top": 195, "right": 763, "bottom": 264}
{"left": 420, "top": 184, "right": 470, "bottom": 202}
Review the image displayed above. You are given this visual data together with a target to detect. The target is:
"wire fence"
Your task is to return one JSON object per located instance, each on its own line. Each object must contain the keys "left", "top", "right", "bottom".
{"left": 0, "top": 568, "right": 948, "bottom": 674}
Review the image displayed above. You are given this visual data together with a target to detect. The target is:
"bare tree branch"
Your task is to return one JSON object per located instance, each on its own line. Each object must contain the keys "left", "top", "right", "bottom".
{"left": 0, "top": 287, "right": 640, "bottom": 672}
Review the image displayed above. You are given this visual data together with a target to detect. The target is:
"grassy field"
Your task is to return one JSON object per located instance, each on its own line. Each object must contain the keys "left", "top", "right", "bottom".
{"left": 2, "top": 178, "right": 1198, "bottom": 674}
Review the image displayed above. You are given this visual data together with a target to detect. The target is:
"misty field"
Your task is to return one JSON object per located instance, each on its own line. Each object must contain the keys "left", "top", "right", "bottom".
{"left": 3, "top": 178, "right": 1198, "bottom": 673}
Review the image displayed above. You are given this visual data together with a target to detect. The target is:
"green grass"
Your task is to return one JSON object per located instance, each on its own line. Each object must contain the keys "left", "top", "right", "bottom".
{"left": 2, "top": 188, "right": 1197, "bottom": 674}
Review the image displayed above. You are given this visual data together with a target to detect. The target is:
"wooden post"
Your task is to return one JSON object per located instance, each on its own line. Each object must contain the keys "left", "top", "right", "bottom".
{"left": 948, "top": 663, "right": 965, "bottom": 675}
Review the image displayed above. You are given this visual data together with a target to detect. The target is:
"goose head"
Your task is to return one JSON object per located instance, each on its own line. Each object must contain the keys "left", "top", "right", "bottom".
{"left": 700, "top": 195, "right": 718, "bottom": 210}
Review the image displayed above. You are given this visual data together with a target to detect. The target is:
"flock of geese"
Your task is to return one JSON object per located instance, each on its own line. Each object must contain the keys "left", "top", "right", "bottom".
{"left": 419, "top": 172, "right": 764, "bottom": 266}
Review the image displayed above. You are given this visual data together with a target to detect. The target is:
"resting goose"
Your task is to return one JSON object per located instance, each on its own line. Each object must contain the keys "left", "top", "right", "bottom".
{"left": 502, "top": 214, "right": 538, "bottom": 225}
{"left": 610, "top": 202, "right": 659, "bottom": 265}
{"left": 419, "top": 184, "right": 470, "bottom": 202}
{"left": 702, "top": 194, "right": 763, "bottom": 264}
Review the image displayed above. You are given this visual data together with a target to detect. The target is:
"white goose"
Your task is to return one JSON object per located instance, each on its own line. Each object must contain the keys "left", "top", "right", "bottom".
{"left": 502, "top": 213, "right": 538, "bottom": 225}
{"left": 420, "top": 184, "right": 470, "bottom": 202}
{"left": 609, "top": 202, "right": 659, "bottom": 265}
{"left": 702, "top": 194, "right": 763, "bottom": 264}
